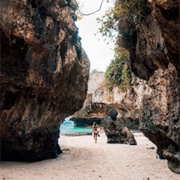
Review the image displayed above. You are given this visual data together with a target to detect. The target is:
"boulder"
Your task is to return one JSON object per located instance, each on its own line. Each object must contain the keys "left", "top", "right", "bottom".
{"left": 102, "top": 107, "right": 137, "bottom": 145}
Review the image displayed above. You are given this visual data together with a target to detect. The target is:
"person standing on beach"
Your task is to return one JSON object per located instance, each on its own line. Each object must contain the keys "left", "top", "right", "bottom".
{"left": 92, "top": 122, "right": 98, "bottom": 143}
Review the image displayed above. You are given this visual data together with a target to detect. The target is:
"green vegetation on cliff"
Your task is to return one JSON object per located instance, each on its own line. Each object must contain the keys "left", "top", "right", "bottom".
{"left": 98, "top": 0, "right": 148, "bottom": 91}
{"left": 105, "top": 48, "right": 132, "bottom": 91}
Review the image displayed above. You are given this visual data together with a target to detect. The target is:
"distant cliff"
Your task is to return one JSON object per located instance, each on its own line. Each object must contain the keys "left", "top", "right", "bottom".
{"left": 0, "top": 0, "right": 89, "bottom": 161}
{"left": 73, "top": 69, "right": 150, "bottom": 131}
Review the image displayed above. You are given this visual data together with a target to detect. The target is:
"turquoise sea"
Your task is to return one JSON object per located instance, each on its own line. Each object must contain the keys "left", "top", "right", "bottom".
{"left": 60, "top": 119, "right": 92, "bottom": 135}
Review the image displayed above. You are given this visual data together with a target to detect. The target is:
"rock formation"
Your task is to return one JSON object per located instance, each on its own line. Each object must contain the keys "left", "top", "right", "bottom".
{"left": 117, "top": 0, "right": 179, "bottom": 173}
{"left": 0, "top": 0, "right": 89, "bottom": 161}
{"left": 81, "top": 69, "right": 152, "bottom": 130}
{"left": 70, "top": 71, "right": 106, "bottom": 126}
{"left": 71, "top": 69, "right": 151, "bottom": 146}
{"left": 102, "top": 107, "right": 137, "bottom": 145}
{"left": 70, "top": 97, "right": 106, "bottom": 126}
{"left": 140, "top": 64, "right": 180, "bottom": 173}
{"left": 74, "top": 0, "right": 180, "bottom": 173}
{"left": 72, "top": 70, "right": 141, "bottom": 143}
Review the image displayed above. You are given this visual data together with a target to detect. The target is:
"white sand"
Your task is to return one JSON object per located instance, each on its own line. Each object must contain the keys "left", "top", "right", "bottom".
{"left": 0, "top": 133, "right": 179, "bottom": 180}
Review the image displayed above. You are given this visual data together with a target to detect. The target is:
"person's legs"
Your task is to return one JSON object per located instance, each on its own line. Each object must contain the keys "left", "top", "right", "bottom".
{"left": 93, "top": 133, "right": 96, "bottom": 142}
{"left": 95, "top": 134, "right": 97, "bottom": 143}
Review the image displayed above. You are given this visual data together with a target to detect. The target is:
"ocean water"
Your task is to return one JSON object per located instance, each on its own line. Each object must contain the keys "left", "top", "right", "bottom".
{"left": 60, "top": 119, "right": 92, "bottom": 135}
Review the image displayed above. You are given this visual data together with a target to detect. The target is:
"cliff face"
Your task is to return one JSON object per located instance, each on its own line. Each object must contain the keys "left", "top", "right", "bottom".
{"left": 128, "top": 0, "right": 179, "bottom": 80}
{"left": 70, "top": 70, "right": 106, "bottom": 126}
{"left": 118, "top": 0, "right": 179, "bottom": 173}
{"left": 92, "top": 72, "right": 151, "bottom": 130}
{"left": 0, "top": 0, "right": 90, "bottom": 161}
{"left": 87, "top": 70, "right": 105, "bottom": 95}
{"left": 79, "top": 0, "right": 180, "bottom": 173}
{"left": 72, "top": 70, "right": 149, "bottom": 135}
{"left": 140, "top": 63, "right": 179, "bottom": 173}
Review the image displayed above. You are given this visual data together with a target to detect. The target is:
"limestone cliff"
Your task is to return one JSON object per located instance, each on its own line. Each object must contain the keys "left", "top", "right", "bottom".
{"left": 70, "top": 70, "right": 106, "bottom": 126}
{"left": 0, "top": 0, "right": 90, "bottom": 161}
{"left": 72, "top": 0, "right": 180, "bottom": 173}
{"left": 117, "top": 0, "right": 179, "bottom": 173}
{"left": 86, "top": 71, "right": 151, "bottom": 130}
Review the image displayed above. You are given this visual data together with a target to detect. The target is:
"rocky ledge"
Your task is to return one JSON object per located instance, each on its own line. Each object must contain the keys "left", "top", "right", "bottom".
{"left": 70, "top": 117, "right": 102, "bottom": 127}
{"left": 0, "top": 0, "right": 89, "bottom": 161}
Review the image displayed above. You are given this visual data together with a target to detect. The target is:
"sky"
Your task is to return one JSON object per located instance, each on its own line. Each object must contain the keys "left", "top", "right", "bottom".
{"left": 75, "top": 0, "right": 114, "bottom": 72}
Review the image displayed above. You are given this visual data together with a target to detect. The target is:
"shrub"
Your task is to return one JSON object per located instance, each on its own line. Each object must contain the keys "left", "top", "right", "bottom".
{"left": 105, "top": 48, "right": 132, "bottom": 91}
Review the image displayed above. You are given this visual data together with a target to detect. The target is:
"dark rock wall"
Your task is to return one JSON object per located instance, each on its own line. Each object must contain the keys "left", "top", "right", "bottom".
{"left": 0, "top": 0, "right": 90, "bottom": 161}
{"left": 118, "top": 0, "right": 179, "bottom": 173}
{"left": 127, "top": 0, "right": 179, "bottom": 80}
{"left": 140, "top": 64, "right": 180, "bottom": 173}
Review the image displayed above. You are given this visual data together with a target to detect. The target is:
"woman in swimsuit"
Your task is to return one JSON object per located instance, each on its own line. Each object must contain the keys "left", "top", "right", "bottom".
{"left": 92, "top": 122, "right": 98, "bottom": 143}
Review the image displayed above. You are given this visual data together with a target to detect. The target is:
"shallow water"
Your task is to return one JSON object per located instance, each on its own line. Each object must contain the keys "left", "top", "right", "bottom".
{"left": 60, "top": 120, "right": 92, "bottom": 135}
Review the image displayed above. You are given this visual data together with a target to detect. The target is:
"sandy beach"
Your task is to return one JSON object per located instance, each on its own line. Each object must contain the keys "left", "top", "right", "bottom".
{"left": 0, "top": 132, "right": 179, "bottom": 180}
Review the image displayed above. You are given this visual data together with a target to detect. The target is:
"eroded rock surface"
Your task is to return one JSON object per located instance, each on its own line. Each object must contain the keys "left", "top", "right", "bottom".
{"left": 80, "top": 0, "right": 180, "bottom": 173}
{"left": 70, "top": 100, "right": 106, "bottom": 126}
{"left": 70, "top": 74, "right": 107, "bottom": 126}
{"left": 117, "top": 0, "right": 180, "bottom": 173}
{"left": 140, "top": 64, "right": 180, "bottom": 173}
{"left": 0, "top": 0, "right": 89, "bottom": 161}
{"left": 102, "top": 107, "right": 137, "bottom": 145}
{"left": 87, "top": 71, "right": 151, "bottom": 130}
